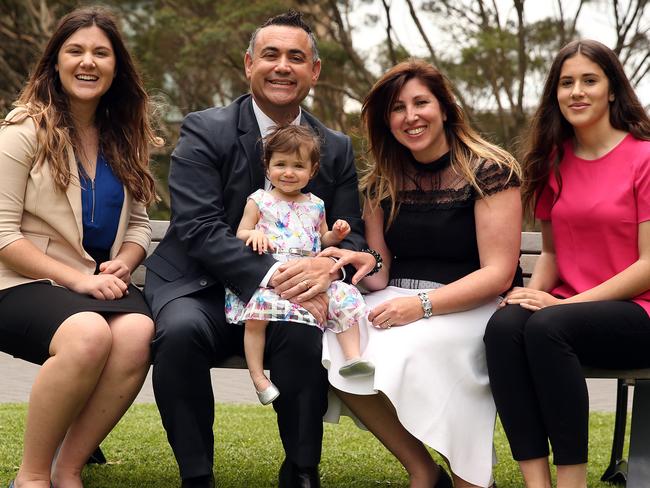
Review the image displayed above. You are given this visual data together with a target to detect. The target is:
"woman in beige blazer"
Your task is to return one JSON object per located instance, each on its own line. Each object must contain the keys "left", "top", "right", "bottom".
{"left": 0, "top": 7, "right": 160, "bottom": 488}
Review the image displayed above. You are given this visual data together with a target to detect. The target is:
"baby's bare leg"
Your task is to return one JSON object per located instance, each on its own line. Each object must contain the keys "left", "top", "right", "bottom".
{"left": 244, "top": 319, "right": 270, "bottom": 390}
{"left": 336, "top": 324, "right": 375, "bottom": 378}
{"left": 336, "top": 324, "right": 361, "bottom": 360}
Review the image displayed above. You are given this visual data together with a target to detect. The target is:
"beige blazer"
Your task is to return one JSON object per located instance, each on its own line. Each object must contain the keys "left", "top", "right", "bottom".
{"left": 0, "top": 108, "right": 151, "bottom": 290}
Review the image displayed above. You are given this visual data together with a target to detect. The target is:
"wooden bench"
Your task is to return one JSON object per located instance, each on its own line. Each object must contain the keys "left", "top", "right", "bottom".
{"left": 134, "top": 222, "right": 650, "bottom": 486}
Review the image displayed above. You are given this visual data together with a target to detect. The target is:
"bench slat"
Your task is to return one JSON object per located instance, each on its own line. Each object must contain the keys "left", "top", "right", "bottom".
{"left": 137, "top": 221, "right": 650, "bottom": 381}
{"left": 521, "top": 231, "right": 542, "bottom": 254}
{"left": 150, "top": 220, "right": 169, "bottom": 240}
{"left": 583, "top": 367, "right": 650, "bottom": 380}
{"left": 520, "top": 254, "right": 538, "bottom": 277}
{"left": 132, "top": 267, "right": 147, "bottom": 288}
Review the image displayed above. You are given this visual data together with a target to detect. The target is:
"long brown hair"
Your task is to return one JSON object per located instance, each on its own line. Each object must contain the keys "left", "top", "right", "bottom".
{"left": 4, "top": 6, "right": 159, "bottom": 205}
{"left": 361, "top": 59, "right": 520, "bottom": 226}
{"left": 521, "top": 39, "right": 650, "bottom": 215}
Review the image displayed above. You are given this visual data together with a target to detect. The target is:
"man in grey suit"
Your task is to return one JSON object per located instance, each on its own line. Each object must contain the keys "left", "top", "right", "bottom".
{"left": 144, "top": 10, "right": 366, "bottom": 488}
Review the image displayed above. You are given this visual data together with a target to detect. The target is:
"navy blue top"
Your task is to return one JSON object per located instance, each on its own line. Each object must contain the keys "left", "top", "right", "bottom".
{"left": 78, "top": 154, "right": 124, "bottom": 268}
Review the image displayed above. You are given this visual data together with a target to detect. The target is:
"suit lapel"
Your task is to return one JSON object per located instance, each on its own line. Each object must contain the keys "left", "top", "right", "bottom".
{"left": 238, "top": 97, "right": 265, "bottom": 191}
{"left": 300, "top": 112, "right": 323, "bottom": 194}
{"left": 64, "top": 148, "right": 84, "bottom": 242}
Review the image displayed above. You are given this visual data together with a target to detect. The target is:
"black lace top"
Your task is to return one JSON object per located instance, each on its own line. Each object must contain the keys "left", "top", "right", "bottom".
{"left": 382, "top": 152, "right": 522, "bottom": 285}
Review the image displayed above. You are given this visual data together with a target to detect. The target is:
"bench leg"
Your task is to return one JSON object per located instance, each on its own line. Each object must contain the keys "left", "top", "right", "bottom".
{"left": 600, "top": 378, "right": 628, "bottom": 484}
{"left": 627, "top": 379, "right": 650, "bottom": 488}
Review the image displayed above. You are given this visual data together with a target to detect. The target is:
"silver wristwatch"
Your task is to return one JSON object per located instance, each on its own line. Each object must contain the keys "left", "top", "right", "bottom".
{"left": 418, "top": 292, "right": 433, "bottom": 318}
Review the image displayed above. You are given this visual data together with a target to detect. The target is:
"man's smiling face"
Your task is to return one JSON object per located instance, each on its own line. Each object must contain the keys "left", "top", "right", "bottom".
{"left": 244, "top": 25, "right": 321, "bottom": 121}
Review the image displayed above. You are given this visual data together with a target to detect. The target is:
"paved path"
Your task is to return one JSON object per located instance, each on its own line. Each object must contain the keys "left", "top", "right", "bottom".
{"left": 0, "top": 352, "right": 633, "bottom": 411}
{"left": 0, "top": 352, "right": 258, "bottom": 404}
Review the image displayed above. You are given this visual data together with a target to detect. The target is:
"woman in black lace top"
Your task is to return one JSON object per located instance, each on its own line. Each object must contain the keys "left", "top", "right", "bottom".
{"left": 321, "top": 60, "right": 521, "bottom": 487}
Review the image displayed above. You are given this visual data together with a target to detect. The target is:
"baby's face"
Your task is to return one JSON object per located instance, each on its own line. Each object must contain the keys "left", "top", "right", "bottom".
{"left": 267, "top": 148, "right": 315, "bottom": 196}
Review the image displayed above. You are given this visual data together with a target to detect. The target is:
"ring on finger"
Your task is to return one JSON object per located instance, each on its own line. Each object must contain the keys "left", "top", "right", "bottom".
{"left": 383, "top": 319, "right": 391, "bottom": 329}
{"left": 302, "top": 279, "right": 311, "bottom": 290}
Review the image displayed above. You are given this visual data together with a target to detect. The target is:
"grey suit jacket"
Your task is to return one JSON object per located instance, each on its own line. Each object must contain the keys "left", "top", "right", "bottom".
{"left": 144, "top": 94, "right": 365, "bottom": 319}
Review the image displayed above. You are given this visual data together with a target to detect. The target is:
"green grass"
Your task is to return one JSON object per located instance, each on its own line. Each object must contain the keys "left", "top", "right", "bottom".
{"left": 0, "top": 404, "right": 629, "bottom": 487}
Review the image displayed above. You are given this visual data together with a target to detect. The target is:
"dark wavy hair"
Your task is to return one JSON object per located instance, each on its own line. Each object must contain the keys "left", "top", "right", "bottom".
{"left": 361, "top": 59, "right": 520, "bottom": 226}
{"left": 521, "top": 39, "right": 650, "bottom": 215}
{"left": 5, "top": 5, "right": 159, "bottom": 205}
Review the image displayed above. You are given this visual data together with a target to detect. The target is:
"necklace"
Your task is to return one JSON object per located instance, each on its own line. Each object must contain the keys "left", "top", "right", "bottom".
{"left": 75, "top": 124, "right": 99, "bottom": 178}
{"left": 77, "top": 152, "right": 97, "bottom": 180}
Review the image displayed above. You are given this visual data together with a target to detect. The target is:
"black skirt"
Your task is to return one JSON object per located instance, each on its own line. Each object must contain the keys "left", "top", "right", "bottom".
{"left": 0, "top": 281, "right": 151, "bottom": 365}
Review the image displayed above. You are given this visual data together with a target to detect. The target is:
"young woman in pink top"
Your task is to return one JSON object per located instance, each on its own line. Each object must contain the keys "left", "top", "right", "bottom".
{"left": 484, "top": 39, "right": 650, "bottom": 488}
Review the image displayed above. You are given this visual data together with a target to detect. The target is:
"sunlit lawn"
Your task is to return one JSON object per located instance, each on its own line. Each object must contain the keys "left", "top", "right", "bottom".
{"left": 0, "top": 404, "right": 628, "bottom": 487}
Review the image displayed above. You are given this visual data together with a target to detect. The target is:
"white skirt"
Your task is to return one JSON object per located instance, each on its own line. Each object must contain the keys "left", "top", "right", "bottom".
{"left": 322, "top": 286, "right": 498, "bottom": 487}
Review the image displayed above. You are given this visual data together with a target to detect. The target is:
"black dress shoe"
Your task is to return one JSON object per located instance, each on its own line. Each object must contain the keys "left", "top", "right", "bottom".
{"left": 294, "top": 465, "right": 320, "bottom": 488}
{"left": 434, "top": 466, "right": 453, "bottom": 488}
{"left": 86, "top": 446, "right": 107, "bottom": 465}
{"left": 279, "top": 459, "right": 293, "bottom": 487}
{"left": 180, "top": 474, "right": 214, "bottom": 488}
{"left": 278, "top": 459, "right": 320, "bottom": 488}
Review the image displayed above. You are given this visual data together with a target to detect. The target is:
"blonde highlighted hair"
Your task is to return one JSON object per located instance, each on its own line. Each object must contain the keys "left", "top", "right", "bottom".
{"left": 361, "top": 59, "right": 520, "bottom": 226}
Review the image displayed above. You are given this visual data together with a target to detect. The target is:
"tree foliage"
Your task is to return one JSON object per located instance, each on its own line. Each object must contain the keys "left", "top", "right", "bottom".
{"left": 0, "top": 0, "right": 78, "bottom": 109}
{"left": 0, "top": 0, "right": 648, "bottom": 217}
{"left": 413, "top": 0, "right": 648, "bottom": 148}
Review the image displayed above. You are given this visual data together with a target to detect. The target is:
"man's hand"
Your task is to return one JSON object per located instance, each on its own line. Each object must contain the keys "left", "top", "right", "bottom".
{"left": 271, "top": 257, "right": 338, "bottom": 301}
{"left": 293, "top": 292, "right": 329, "bottom": 325}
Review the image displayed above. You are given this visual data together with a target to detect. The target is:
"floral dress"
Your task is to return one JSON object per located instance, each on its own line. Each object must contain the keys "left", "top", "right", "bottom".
{"left": 225, "top": 189, "right": 365, "bottom": 332}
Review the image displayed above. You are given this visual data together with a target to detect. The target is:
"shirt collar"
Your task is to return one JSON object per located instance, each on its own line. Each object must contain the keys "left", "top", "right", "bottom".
{"left": 251, "top": 98, "right": 302, "bottom": 138}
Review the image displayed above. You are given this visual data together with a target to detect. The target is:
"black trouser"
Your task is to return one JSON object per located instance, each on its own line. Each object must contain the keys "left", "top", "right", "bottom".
{"left": 150, "top": 285, "right": 328, "bottom": 480}
{"left": 484, "top": 301, "right": 650, "bottom": 465}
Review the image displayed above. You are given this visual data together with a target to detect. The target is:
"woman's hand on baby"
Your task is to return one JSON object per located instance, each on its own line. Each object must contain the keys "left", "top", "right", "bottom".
{"left": 246, "top": 230, "right": 274, "bottom": 254}
{"left": 501, "top": 287, "right": 562, "bottom": 311}
{"left": 319, "top": 247, "right": 375, "bottom": 285}
{"left": 99, "top": 259, "right": 131, "bottom": 285}
{"left": 332, "top": 220, "right": 351, "bottom": 240}
{"left": 368, "top": 296, "right": 422, "bottom": 328}
{"left": 71, "top": 274, "right": 128, "bottom": 300}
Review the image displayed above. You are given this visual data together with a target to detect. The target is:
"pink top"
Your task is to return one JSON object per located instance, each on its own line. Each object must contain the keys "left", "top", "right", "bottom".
{"left": 536, "top": 134, "right": 650, "bottom": 315}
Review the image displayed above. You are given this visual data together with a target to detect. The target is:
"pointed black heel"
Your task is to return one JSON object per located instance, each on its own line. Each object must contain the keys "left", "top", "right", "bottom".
{"left": 434, "top": 466, "right": 453, "bottom": 488}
